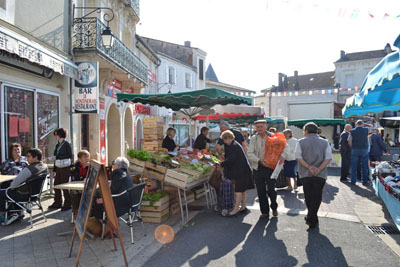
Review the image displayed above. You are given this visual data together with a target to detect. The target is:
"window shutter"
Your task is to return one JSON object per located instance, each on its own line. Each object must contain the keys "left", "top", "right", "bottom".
{"left": 174, "top": 67, "right": 177, "bottom": 85}
{"left": 166, "top": 66, "right": 169, "bottom": 83}
{"left": 190, "top": 73, "right": 193, "bottom": 89}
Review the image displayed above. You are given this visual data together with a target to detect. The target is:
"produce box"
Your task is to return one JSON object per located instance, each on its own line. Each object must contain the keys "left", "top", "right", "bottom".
{"left": 129, "top": 158, "right": 146, "bottom": 173}
{"left": 164, "top": 168, "right": 202, "bottom": 188}
{"left": 141, "top": 208, "right": 169, "bottom": 224}
{"left": 143, "top": 168, "right": 165, "bottom": 181}
{"left": 142, "top": 194, "right": 169, "bottom": 208}
{"left": 194, "top": 187, "right": 206, "bottom": 200}
{"left": 169, "top": 201, "right": 181, "bottom": 215}
{"left": 164, "top": 185, "right": 179, "bottom": 201}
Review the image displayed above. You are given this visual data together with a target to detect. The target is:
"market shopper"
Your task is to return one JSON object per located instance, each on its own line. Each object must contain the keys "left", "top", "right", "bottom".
{"left": 70, "top": 150, "right": 90, "bottom": 216}
{"left": 348, "top": 120, "right": 370, "bottom": 185}
{"left": 339, "top": 124, "right": 352, "bottom": 182}
{"left": 162, "top": 128, "right": 179, "bottom": 152}
{"left": 216, "top": 121, "right": 247, "bottom": 156}
{"left": 220, "top": 130, "right": 254, "bottom": 217}
{"left": 283, "top": 129, "right": 298, "bottom": 191}
{"left": 295, "top": 122, "right": 332, "bottom": 228}
{"left": 49, "top": 128, "right": 73, "bottom": 211}
{"left": 92, "top": 157, "right": 133, "bottom": 219}
{"left": 0, "top": 143, "right": 28, "bottom": 188}
{"left": 369, "top": 129, "right": 387, "bottom": 161}
{"left": 248, "top": 120, "right": 289, "bottom": 219}
{"left": 0, "top": 148, "right": 48, "bottom": 225}
{"left": 193, "top": 127, "right": 217, "bottom": 150}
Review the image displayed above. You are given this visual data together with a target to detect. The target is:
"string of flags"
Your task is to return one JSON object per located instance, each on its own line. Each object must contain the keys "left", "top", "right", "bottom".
{"left": 266, "top": 0, "right": 400, "bottom": 22}
{"left": 263, "top": 86, "right": 359, "bottom": 97}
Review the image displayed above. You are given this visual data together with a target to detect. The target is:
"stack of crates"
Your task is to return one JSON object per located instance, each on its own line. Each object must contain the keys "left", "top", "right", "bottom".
{"left": 143, "top": 117, "right": 164, "bottom": 152}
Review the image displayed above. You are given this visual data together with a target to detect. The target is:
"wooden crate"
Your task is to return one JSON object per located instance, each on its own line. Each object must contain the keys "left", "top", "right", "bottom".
{"left": 143, "top": 168, "right": 165, "bottom": 181}
{"left": 194, "top": 187, "right": 206, "bottom": 200}
{"left": 141, "top": 208, "right": 169, "bottom": 224}
{"left": 128, "top": 158, "right": 146, "bottom": 173}
{"left": 169, "top": 201, "right": 181, "bottom": 215}
{"left": 164, "top": 168, "right": 199, "bottom": 189}
{"left": 141, "top": 195, "right": 169, "bottom": 209}
{"left": 186, "top": 191, "right": 195, "bottom": 204}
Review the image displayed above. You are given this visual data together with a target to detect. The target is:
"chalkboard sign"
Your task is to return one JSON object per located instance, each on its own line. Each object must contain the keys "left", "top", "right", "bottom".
{"left": 76, "top": 164, "right": 98, "bottom": 238}
{"left": 69, "top": 160, "right": 128, "bottom": 267}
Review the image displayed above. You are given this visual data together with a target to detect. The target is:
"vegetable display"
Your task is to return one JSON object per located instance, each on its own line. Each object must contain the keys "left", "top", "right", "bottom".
{"left": 181, "top": 163, "right": 212, "bottom": 174}
{"left": 142, "top": 190, "right": 167, "bottom": 207}
{"left": 127, "top": 149, "right": 153, "bottom": 161}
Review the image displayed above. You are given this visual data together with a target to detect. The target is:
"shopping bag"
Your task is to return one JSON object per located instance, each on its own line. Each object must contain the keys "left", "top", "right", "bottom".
{"left": 264, "top": 133, "right": 287, "bottom": 169}
{"left": 271, "top": 162, "right": 284, "bottom": 179}
{"left": 209, "top": 166, "right": 223, "bottom": 189}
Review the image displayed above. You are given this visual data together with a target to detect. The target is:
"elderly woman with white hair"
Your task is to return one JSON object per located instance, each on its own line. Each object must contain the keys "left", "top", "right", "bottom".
{"left": 92, "top": 156, "right": 134, "bottom": 219}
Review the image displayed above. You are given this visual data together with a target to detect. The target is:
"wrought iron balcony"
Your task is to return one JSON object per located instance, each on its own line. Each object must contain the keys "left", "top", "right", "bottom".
{"left": 73, "top": 17, "right": 148, "bottom": 84}
{"left": 129, "top": 0, "right": 140, "bottom": 17}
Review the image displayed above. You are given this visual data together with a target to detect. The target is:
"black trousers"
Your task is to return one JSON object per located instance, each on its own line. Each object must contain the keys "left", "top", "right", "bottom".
{"left": 340, "top": 150, "right": 351, "bottom": 180}
{"left": 302, "top": 177, "right": 326, "bottom": 225}
{"left": 254, "top": 164, "right": 277, "bottom": 215}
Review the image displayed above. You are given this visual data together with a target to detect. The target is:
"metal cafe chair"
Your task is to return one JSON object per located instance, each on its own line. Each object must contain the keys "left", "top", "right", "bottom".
{"left": 5, "top": 173, "right": 48, "bottom": 228}
{"left": 101, "top": 182, "right": 147, "bottom": 244}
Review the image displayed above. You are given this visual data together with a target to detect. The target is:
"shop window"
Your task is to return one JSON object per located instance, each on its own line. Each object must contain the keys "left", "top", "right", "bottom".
{"left": 4, "top": 86, "right": 34, "bottom": 158}
{"left": 37, "top": 93, "right": 59, "bottom": 161}
{"left": 171, "top": 124, "right": 189, "bottom": 146}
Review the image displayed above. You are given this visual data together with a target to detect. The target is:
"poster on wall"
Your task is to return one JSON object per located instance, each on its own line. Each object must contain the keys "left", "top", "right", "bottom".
{"left": 99, "top": 100, "right": 106, "bottom": 165}
{"left": 74, "top": 62, "right": 99, "bottom": 113}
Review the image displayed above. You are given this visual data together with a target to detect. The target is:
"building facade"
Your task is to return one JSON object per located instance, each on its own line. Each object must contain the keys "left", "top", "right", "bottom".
{"left": 0, "top": 0, "right": 77, "bottom": 163}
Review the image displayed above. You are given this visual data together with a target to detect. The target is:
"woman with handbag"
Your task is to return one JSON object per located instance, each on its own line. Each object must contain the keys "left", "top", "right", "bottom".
{"left": 49, "top": 128, "right": 73, "bottom": 211}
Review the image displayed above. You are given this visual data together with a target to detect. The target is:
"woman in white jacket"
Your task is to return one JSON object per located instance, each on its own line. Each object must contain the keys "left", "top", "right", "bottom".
{"left": 283, "top": 129, "right": 298, "bottom": 191}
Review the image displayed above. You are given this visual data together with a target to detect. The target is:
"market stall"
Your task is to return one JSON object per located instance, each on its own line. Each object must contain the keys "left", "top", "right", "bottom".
{"left": 371, "top": 161, "right": 400, "bottom": 231}
{"left": 117, "top": 88, "right": 252, "bottom": 223}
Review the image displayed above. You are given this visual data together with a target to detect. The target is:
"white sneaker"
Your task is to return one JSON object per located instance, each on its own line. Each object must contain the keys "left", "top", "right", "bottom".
{"left": 4, "top": 214, "right": 19, "bottom": 226}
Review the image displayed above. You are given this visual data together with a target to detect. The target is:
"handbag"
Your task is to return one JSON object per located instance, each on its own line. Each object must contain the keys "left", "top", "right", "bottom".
{"left": 55, "top": 158, "right": 71, "bottom": 168}
{"left": 209, "top": 166, "right": 222, "bottom": 189}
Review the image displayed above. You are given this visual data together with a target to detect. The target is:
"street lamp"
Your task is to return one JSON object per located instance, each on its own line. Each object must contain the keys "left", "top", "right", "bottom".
{"left": 73, "top": 5, "right": 115, "bottom": 49}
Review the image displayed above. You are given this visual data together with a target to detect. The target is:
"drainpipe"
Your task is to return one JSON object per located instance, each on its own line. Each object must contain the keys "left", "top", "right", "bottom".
{"left": 67, "top": 0, "right": 74, "bottom": 156}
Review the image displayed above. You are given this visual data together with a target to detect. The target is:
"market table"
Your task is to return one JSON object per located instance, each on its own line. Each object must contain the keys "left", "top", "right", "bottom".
{"left": 0, "top": 175, "right": 17, "bottom": 184}
{"left": 164, "top": 177, "right": 214, "bottom": 224}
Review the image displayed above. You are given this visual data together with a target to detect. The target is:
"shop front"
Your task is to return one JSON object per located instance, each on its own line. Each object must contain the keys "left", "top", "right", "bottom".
{"left": 0, "top": 25, "right": 77, "bottom": 163}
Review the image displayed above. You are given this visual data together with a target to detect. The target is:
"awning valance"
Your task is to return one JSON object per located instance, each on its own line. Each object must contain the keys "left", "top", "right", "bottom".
{"left": 0, "top": 25, "right": 78, "bottom": 79}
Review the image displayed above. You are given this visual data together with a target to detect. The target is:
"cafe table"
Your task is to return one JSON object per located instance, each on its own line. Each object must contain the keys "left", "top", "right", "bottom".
{"left": 0, "top": 175, "right": 17, "bottom": 184}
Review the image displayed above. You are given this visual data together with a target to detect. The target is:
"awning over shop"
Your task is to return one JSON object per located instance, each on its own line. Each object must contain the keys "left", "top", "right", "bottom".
{"left": 194, "top": 113, "right": 264, "bottom": 124}
{"left": 0, "top": 25, "right": 78, "bottom": 79}
{"left": 288, "top": 118, "right": 346, "bottom": 128}
{"left": 117, "top": 88, "right": 252, "bottom": 117}
{"left": 343, "top": 35, "right": 400, "bottom": 118}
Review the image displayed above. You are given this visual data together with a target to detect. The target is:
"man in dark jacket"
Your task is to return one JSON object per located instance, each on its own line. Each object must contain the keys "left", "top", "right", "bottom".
{"left": 92, "top": 157, "right": 133, "bottom": 219}
{"left": 0, "top": 148, "right": 48, "bottom": 225}
{"left": 339, "top": 124, "right": 352, "bottom": 182}
{"left": 369, "top": 129, "right": 387, "bottom": 161}
{"left": 348, "top": 120, "right": 370, "bottom": 185}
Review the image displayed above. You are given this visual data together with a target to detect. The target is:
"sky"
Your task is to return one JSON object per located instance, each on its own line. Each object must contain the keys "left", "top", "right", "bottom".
{"left": 137, "top": 0, "right": 400, "bottom": 93}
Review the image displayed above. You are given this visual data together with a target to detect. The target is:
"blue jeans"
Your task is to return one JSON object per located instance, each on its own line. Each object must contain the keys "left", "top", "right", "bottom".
{"left": 351, "top": 149, "right": 369, "bottom": 183}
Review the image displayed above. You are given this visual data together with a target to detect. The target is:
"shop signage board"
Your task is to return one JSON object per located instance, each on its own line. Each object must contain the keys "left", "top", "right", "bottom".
{"left": 99, "top": 100, "right": 106, "bottom": 164}
{"left": 106, "top": 79, "right": 122, "bottom": 99}
{"left": 74, "top": 62, "right": 99, "bottom": 114}
{"left": 69, "top": 160, "right": 128, "bottom": 267}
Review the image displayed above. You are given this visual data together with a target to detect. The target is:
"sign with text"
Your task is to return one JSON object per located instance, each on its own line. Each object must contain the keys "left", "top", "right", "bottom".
{"left": 99, "top": 100, "right": 106, "bottom": 165}
{"left": 74, "top": 62, "right": 99, "bottom": 113}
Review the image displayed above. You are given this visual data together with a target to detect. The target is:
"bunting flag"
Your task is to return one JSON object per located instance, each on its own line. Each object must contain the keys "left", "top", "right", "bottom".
{"left": 267, "top": 1, "right": 400, "bottom": 22}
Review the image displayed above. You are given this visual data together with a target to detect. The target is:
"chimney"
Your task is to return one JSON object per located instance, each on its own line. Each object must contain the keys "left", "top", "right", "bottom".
{"left": 384, "top": 43, "right": 392, "bottom": 54}
{"left": 294, "top": 71, "right": 299, "bottom": 90}
{"left": 340, "top": 50, "right": 346, "bottom": 59}
{"left": 294, "top": 71, "right": 298, "bottom": 78}
{"left": 278, "top": 73, "right": 284, "bottom": 91}
{"left": 184, "top": 41, "right": 191, "bottom": 47}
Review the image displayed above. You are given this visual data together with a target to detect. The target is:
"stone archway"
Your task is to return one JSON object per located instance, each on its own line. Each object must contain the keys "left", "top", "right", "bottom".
{"left": 136, "top": 119, "right": 143, "bottom": 150}
{"left": 107, "top": 103, "right": 121, "bottom": 165}
{"left": 124, "top": 108, "right": 134, "bottom": 154}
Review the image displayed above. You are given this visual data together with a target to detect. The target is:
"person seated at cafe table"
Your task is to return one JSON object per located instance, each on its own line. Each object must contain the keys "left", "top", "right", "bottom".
{"left": 91, "top": 157, "right": 133, "bottom": 225}
{"left": 70, "top": 150, "right": 90, "bottom": 217}
{"left": 0, "top": 143, "right": 29, "bottom": 189}
{"left": 0, "top": 148, "right": 48, "bottom": 225}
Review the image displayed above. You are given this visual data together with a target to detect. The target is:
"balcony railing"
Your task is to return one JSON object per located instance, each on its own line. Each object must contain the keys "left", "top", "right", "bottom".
{"left": 72, "top": 17, "right": 148, "bottom": 84}
{"left": 130, "top": 0, "right": 140, "bottom": 17}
